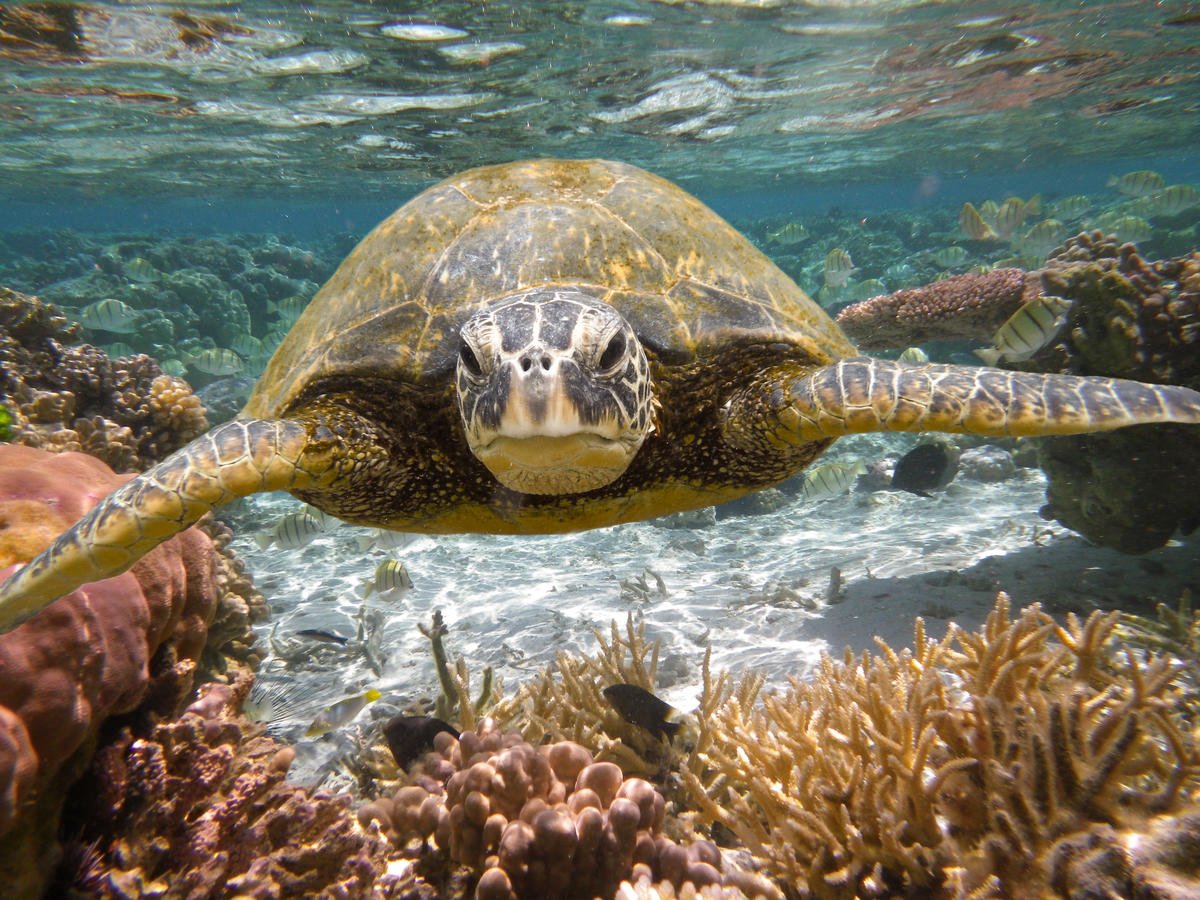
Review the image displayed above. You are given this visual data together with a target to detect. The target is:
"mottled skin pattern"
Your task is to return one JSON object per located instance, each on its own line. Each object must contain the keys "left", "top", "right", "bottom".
{"left": 3, "top": 158, "right": 1200, "bottom": 633}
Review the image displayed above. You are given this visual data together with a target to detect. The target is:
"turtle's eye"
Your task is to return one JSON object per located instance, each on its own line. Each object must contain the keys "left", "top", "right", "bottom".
{"left": 598, "top": 331, "right": 626, "bottom": 371}
{"left": 459, "top": 342, "right": 484, "bottom": 378}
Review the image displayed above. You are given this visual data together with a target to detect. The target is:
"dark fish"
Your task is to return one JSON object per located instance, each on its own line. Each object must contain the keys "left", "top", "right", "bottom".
{"left": 603, "top": 683, "right": 681, "bottom": 740}
{"left": 384, "top": 715, "right": 460, "bottom": 769}
{"left": 296, "top": 628, "right": 348, "bottom": 645}
{"left": 891, "top": 441, "right": 960, "bottom": 498}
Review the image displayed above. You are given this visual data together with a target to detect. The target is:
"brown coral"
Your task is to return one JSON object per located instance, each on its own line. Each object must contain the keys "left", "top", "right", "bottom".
{"left": 678, "top": 593, "right": 1200, "bottom": 898}
{"left": 367, "top": 722, "right": 748, "bottom": 899}
{"left": 0, "top": 286, "right": 208, "bottom": 472}
{"left": 66, "top": 678, "right": 391, "bottom": 897}
{"left": 0, "top": 444, "right": 223, "bottom": 897}
{"left": 834, "top": 268, "right": 1038, "bottom": 350}
{"left": 1023, "top": 233, "right": 1200, "bottom": 551}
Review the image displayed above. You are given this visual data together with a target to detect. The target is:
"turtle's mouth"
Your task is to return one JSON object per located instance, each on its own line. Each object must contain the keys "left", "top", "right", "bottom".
{"left": 474, "top": 433, "right": 636, "bottom": 495}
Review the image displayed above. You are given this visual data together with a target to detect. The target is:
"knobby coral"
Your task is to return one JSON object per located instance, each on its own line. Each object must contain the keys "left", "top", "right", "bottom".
{"left": 1020, "top": 234, "right": 1200, "bottom": 552}
{"left": 363, "top": 721, "right": 773, "bottom": 900}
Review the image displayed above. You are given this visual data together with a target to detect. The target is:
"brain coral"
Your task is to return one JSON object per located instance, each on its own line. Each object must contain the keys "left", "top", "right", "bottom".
{"left": 0, "top": 444, "right": 221, "bottom": 897}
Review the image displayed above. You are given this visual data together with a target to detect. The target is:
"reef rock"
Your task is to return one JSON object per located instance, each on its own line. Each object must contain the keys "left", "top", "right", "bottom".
{"left": 0, "top": 445, "right": 222, "bottom": 897}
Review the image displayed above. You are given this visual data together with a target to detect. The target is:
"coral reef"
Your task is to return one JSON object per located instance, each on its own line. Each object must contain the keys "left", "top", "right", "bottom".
{"left": 833, "top": 268, "right": 1038, "bottom": 350}
{"left": 362, "top": 722, "right": 769, "bottom": 899}
{"left": 679, "top": 594, "right": 1200, "bottom": 898}
{"left": 0, "top": 445, "right": 223, "bottom": 897}
{"left": 65, "top": 676, "right": 392, "bottom": 897}
{"left": 1018, "top": 234, "right": 1200, "bottom": 551}
{"left": 0, "top": 286, "right": 208, "bottom": 472}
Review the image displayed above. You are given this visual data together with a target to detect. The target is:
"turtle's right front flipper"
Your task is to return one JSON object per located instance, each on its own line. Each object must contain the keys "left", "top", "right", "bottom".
{"left": 0, "top": 418, "right": 343, "bottom": 634}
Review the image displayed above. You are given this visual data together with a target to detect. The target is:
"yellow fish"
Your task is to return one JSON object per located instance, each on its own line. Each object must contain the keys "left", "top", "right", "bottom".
{"left": 305, "top": 689, "right": 382, "bottom": 738}
{"left": 993, "top": 197, "right": 1028, "bottom": 239}
{"left": 363, "top": 559, "right": 414, "bottom": 597}
{"left": 186, "top": 348, "right": 244, "bottom": 377}
{"left": 766, "top": 221, "right": 808, "bottom": 244}
{"left": 1111, "top": 214, "right": 1152, "bottom": 244}
{"left": 801, "top": 460, "right": 866, "bottom": 501}
{"left": 929, "top": 246, "right": 967, "bottom": 268}
{"left": 1050, "top": 195, "right": 1092, "bottom": 221}
{"left": 123, "top": 257, "right": 159, "bottom": 284}
{"left": 898, "top": 346, "right": 930, "bottom": 365}
{"left": 1148, "top": 184, "right": 1199, "bottom": 216}
{"left": 1016, "top": 219, "right": 1065, "bottom": 259}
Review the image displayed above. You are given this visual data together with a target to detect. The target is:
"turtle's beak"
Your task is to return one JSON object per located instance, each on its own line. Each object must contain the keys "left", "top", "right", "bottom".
{"left": 468, "top": 346, "right": 644, "bottom": 495}
{"left": 455, "top": 290, "right": 654, "bottom": 495}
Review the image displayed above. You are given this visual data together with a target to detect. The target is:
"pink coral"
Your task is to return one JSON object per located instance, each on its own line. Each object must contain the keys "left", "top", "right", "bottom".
{"left": 0, "top": 444, "right": 221, "bottom": 896}
{"left": 835, "top": 268, "right": 1039, "bottom": 349}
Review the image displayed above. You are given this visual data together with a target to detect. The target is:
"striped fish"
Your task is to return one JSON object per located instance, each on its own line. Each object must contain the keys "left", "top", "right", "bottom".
{"left": 801, "top": 460, "right": 866, "bottom": 501}
{"left": 230, "top": 333, "right": 264, "bottom": 361}
{"left": 1050, "top": 194, "right": 1092, "bottom": 221}
{"left": 160, "top": 358, "right": 187, "bottom": 377}
{"left": 974, "top": 295, "right": 1072, "bottom": 365}
{"left": 766, "top": 220, "right": 808, "bottom": 244}
{"left": 992, "top": 197, "right": 1028, "bottom": 239}
{"left": 1107, "top": 169, "right": 1165, "bottom": 197}
{"left": 929, "top": 246, "right": 967, "bottom": 268}
{"left": 1147, "top": 184, "right": 1199, "bottom": 216}
{"left": 363, "top": 559, "right": 414, "bottom": 598}
{"left": 823, "top": 248, "right": 855, "bottom": 288}
{"left": 1110, "top": 214, "right": 1152, "bottom": 244}
{"left": 81, "top": 298, "right": 141, "bottom": 333}
{"left": 254, "top": 511, "right": 325, "bottom": 550}
{"left": 187, "top": 348, "right": 244, "bottom": 376}
{"left": 123, "top": 257, "right": 159, "bottom": 283}
{"left": 269, "top": 295, "right": 310, "bottom": 322}
{"left": 898, "top": 346, "right": 930, "bottom": 365}
{"left": 1015, "top": 219, "right": 1065, "bottom": 259}
{"left": 959, "top": 202, "right": 997, "bottom": 241}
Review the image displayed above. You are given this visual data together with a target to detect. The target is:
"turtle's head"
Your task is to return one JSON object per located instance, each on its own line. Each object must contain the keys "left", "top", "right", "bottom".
{"left": 456, "top": 288, "right": 653, "bottom": 495}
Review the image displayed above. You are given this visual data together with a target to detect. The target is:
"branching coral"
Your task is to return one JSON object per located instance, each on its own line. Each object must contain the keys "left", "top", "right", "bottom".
{"left": 679, "top": 593, "right": 1200, "bottom": 898}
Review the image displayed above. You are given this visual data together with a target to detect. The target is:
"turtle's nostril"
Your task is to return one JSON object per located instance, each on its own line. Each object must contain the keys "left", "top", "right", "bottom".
{"left": 520, "top": 356, "right": 532, "bottom": 372}
{"left": 540, "top": 354, "right": 552, "bottom": 371}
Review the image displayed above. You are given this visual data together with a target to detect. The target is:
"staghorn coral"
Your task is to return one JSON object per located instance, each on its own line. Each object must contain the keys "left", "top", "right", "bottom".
{"left": 66, "top": 677, "right": 392, "bottom": 897}
{"left": 490, "top": 612, "right": 685, "bottom": 778}
{"left": 833, "top": 268, "right": 1038, "bottom": 350}
{"left": 0, "top": 286, "right": 209, "bottom": 472}
{"left": 363, "top": 721, "right": 762, "bottom": 900}
{"left": 0, "top": 445, "right": 224, "bottom": 897}
{"left": 677, "top": 593, "right": 1200, "bottom": 898}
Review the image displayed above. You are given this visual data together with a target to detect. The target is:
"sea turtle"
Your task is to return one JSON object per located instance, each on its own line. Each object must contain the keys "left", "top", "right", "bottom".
{"left": 2, "top": 158, "right": 1199, "bottom": 632}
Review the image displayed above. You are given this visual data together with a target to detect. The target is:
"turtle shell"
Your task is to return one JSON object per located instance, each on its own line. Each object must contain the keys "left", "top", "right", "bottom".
{"left": 243, "top": 158, "right": 855, "bottom": 420}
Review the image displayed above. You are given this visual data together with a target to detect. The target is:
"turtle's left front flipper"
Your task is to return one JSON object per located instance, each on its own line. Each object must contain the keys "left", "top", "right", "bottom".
{"left": 736, "top": 357, "right": 1200, "bottom": 448}
{"left": 0, "top": 418, "right": 343, "bottom": 634}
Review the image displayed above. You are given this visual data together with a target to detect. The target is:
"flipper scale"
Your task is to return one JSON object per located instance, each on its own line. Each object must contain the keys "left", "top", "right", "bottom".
{"left": 0, "top": 418, "right": 336, "bottom": 633}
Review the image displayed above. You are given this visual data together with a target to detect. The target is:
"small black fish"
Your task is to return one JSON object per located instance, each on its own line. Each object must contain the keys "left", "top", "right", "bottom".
{"left": 384, "top": 715, "right": 460, "bottom": 769}
{"left": 891, "top": 441, "right": 960, "bottom": 498}
{"left": 603, "top": 683, "right": 681, "bottom": 740}
{"left": 296, "top": 628, "right": 348, "bottom": 645}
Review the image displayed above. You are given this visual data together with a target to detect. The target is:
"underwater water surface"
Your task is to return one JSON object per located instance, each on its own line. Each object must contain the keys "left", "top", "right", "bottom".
{"left": 1, "top": 0, "right": 1199, "bottom": 791}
